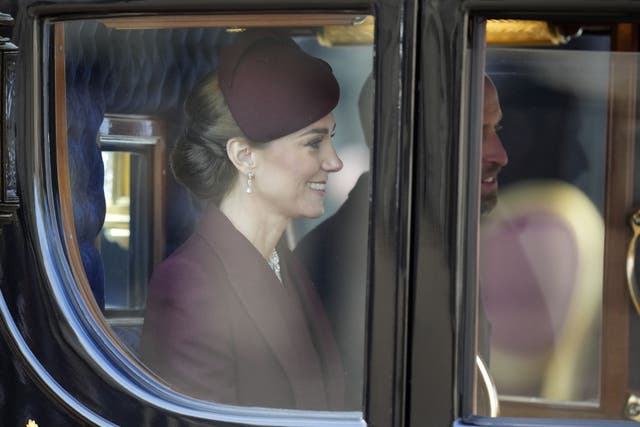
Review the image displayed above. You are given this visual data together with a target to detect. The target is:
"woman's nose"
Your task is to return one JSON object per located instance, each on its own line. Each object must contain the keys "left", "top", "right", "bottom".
{"left": 322, "top": 143, "right": 343, "bottom": 172}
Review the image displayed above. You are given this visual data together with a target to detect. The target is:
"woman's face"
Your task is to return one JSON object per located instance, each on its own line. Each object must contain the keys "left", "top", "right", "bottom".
{"left": 252, "top": 113, "right": 343, "bottom": 219}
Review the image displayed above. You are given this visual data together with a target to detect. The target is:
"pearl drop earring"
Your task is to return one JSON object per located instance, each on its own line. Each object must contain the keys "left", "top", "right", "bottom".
{"left": 246, "top": 171, "right": 255, "bottom": 194}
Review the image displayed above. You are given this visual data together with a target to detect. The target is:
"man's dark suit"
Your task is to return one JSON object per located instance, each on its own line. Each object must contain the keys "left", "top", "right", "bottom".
{"left": 295, "top": 172, "right": 369, "bottom": 410}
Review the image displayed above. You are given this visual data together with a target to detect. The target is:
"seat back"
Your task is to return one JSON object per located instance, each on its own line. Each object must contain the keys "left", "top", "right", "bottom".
{"left": 481, "top": 180, "right": 604, "bottom": 401}
{"left": 64, "top": 22, "right": 227, "bottom": 354}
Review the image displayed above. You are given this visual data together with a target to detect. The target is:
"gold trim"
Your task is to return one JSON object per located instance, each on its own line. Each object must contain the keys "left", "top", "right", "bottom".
{"left": 626, "top": 209, "right": 640, "bottom": 315}
{"left": 93, "top": 16, "right": 573, "bottom": 47}
{"left": 487, "top": 20, "right": 570, "bottom": 46}
{"left": 625, "top": 393, "right": 640, "bottom": 421}
{"left": 324, "top": 18, "right": 570, "bottom": 46}
{"left": 99, "top": 14, "right": 364, "bottom": 30}
{"left": 476, "top": 355, "right": 500, "bottom": 417}
{"left": 318, "top": 15, "right": 374, "bottom": 46}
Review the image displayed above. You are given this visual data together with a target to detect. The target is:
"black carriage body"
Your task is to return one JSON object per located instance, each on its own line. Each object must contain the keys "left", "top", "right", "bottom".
{"left": 1, "top": 0, "right": 640, "bottom": 426}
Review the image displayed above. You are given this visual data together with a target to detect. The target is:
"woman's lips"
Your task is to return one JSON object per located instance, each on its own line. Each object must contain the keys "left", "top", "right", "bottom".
{"left": 308, "top": 182, "right": 326, "bottom": 194}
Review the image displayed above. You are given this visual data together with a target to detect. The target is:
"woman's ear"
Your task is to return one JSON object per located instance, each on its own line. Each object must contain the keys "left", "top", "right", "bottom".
{"left": 226, "top": 137, "right": 255, "bottom": 173}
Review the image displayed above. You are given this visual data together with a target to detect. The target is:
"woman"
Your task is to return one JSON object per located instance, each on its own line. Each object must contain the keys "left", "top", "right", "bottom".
{"left": 139, "top": 30, "right": 346, "bottom": 411}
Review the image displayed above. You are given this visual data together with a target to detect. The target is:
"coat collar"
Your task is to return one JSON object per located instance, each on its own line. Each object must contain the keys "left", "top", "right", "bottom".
{"left": 195, "top": 205, "right": 343, "bottom": 409}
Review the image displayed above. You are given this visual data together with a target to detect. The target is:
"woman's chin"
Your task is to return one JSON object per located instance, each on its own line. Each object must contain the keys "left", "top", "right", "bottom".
{"left": 299, "top": 205, "right": 325, "bottom": 219}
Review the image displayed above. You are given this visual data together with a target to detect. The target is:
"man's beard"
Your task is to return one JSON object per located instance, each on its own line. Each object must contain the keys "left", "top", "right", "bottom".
{"left": 481, "top": 191, "right": 498, "bottom": 214}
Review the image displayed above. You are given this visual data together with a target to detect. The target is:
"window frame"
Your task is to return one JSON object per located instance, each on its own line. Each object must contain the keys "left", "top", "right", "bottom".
{"left": 98, "top": 114, "right": 167, "bottom": 317}
{"left": 448, "top": 2, "right": 640, "bottom": 425}
{"left": 14, "top": 0, "right": 416, "bottom": 425}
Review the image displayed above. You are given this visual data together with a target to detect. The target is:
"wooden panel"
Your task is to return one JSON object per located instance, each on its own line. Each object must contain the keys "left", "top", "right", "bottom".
{"left": 151, "top": 127, "right": 166, "bottom": 267}
{"left": 99, "top": 13, "right": 365, "bottom": 30}
{"left": 53, "top": 22, "right": 102, "bottom": 317}
{"left": 100, "top": 114, "right": 165, "bottom": 138}
{"left": 601, "top": 22, "right": 637, "bottom": 419}
{"left": 99, "top": 115, "right": 167, "bottom": 268}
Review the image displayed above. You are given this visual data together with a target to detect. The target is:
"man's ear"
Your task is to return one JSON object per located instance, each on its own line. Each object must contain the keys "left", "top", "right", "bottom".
{"left": 226, "top": 137, "right": 255, "bottom": 173}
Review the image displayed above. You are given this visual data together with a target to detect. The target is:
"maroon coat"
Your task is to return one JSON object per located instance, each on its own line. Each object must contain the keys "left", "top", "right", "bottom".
{"left": 139, "top": 205, "right": 345, "bottom": 410}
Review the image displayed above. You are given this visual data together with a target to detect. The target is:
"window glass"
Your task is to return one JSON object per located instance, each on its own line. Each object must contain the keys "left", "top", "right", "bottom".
{"left": 101, "top": 150, "right": 140, "bottom": 308}
{"left": 473, "top": 19, "right": 639, "bottom": 421}
{"left": 99, "top": 117, "right": 165, "bottom": 314}
{"left": 54, "top": 15, "right": 373, "bottom": 412}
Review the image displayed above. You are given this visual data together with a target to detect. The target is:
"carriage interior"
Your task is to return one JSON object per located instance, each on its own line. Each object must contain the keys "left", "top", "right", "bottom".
{"left": 54, "top": 14, "right": 640, "bottom": 420}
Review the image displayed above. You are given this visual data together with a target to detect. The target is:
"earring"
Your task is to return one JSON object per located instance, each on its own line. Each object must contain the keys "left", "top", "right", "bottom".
{"left": 246, "top": 171, "right": 255, "bottom": 194}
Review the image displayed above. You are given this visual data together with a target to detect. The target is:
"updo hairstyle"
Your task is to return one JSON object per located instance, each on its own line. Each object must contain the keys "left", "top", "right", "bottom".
{"left": 171, "top": 74, "right": 253, "bottom": 205}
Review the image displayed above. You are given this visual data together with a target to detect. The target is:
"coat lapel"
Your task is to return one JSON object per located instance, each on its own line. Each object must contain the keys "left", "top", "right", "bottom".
{"left": 196, "top": 206, "right": 328, "bottom": 409}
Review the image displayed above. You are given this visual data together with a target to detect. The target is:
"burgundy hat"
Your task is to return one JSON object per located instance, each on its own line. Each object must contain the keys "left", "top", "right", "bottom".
{"left": 218, "top": 29, "right": 340, "bottom": 143}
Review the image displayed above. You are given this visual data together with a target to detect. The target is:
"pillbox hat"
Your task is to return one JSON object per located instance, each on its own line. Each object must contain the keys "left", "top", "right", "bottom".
{"left": 218, "top": 29, "right": 340, "bottom": 142}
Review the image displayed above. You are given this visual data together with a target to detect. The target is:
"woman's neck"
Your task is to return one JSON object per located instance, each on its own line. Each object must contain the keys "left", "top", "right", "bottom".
{"left": 218, "top": 190, "right": 288, "bottom": 259}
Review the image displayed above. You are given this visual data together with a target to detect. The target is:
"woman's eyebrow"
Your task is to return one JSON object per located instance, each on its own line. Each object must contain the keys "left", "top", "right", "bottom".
{"left": 300, "top": 128, "right": 329, "bottom": 136}
{"left": 300, "top": 123, "right": 336, "bottom": 137}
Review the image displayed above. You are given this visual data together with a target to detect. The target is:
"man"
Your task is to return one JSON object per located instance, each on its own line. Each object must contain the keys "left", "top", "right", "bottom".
{"left": 476, "top": 74, "right": 508, "bottom": 416}
{"left": 481, "top": 75, "right": 509, "bottom": 213}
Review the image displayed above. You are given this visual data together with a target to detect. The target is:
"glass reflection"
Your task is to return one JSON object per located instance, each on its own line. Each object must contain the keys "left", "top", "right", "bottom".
{"left": 480, "top": 43, "right": 611, "bottom": 406}
{"left": 100, "top": 149, "right": 152, "bottom": 312}
{"left": 101, "top": 150, "right": 133, "bottom": 309}
{"left": 57, "top": 15, "right": 373, "bottom": 411}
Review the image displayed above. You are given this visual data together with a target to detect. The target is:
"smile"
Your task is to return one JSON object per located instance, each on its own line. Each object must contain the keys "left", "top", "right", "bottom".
{"left": 482, "top": 177, "right": 496, "bottom": 184}
{"left": 308, "top": 182, "right": 326, "bottom": 191}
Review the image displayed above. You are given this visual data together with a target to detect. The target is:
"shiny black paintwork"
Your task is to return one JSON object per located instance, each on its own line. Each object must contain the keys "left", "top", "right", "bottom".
{"left": 2, "top": 0, "right": 414, "bottom": 426}
{"left": 1, "top": 0, "right": 640, "bottom": 426}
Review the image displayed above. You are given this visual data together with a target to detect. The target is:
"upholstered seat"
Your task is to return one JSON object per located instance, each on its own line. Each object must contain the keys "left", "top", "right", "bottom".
{"left": 64, "top": 21, "right": 229, "bottom": 351}
{"left": 480, "top": 180, "right": 604, "bottom": 401}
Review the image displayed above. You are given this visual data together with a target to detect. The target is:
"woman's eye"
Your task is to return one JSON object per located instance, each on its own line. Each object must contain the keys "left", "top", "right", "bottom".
{"left": 306, "top": 138, "right": 322, "bottom": 149}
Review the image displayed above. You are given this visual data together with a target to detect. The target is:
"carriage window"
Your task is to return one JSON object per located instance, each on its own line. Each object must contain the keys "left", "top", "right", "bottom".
{"left": 52, "top": 14, "right": 373, "bottom": 413}
{"left": 472, "top": 19, "right": 640, "bottom": 422}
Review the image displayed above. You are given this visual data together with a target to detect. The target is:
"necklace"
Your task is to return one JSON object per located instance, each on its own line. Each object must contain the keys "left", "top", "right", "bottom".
{"left": 267, "top": 249, "right": 282, "bottom": 283}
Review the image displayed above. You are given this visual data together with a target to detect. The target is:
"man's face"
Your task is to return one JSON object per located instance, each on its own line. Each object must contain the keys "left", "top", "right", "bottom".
{"left": 481, "top": 76, "right": 509, "bottom": 213}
